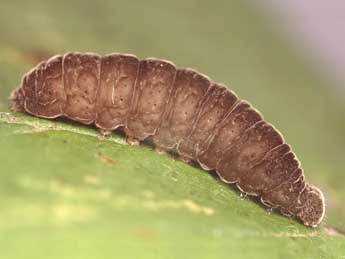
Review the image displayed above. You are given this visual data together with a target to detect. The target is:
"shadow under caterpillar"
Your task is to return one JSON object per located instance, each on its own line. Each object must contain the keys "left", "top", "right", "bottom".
{"left": 10, "top": 52, "right": 325, "bottom": 227}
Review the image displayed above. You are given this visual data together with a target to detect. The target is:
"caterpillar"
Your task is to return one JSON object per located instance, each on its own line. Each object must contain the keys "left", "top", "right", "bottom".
{"left": 10, "top": 52, "right": 325, "bottom": 227}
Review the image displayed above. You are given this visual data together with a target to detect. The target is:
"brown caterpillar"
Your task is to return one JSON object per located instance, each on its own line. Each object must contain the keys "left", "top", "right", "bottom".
{"left": 10, "top": 52, "right": 325, "bottom": 227}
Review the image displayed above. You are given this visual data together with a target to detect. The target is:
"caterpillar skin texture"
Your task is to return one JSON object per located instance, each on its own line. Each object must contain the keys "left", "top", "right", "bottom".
{"left": 10, "top": 52, "right": 325, "bottom": 227}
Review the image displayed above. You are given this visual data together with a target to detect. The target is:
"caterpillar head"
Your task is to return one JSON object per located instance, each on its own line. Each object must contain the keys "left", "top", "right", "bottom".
{"left": 298, "top": 185, "right": 325, "bottom": 227}
{"left": 10, "top": 87, "right": 25, "bottom": 112}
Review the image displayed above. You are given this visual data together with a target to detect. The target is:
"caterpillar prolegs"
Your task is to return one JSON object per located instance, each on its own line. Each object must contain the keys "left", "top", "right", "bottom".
{"left": 10, "top": 52, "right": 325, "bottom": 227}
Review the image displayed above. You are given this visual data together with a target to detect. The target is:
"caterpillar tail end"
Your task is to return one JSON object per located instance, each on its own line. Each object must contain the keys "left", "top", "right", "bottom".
{"left": 298, "top": 185, "right": 326, "bottom": 228}
{"left": 9, "top": 87, "right": 25, "bottom": 112}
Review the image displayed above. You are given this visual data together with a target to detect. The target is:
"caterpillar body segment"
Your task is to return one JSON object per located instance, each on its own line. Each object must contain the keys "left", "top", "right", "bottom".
{"left": 63, "top": 53, "right": 101, "bottom": 124}
{"left": 125, "top": 58, "right": 177, "bottom": 141}
{"left": 197, "top": 101, "right": 262, "bottom": 171}
{"left": 177, "top": 83, "right": 238, "bottom": 161}
{"left": 152, "top": 69, "right": 212, "bottom": 150}
{"left": 95, "top": 54, "right": 139, "bottom": 130}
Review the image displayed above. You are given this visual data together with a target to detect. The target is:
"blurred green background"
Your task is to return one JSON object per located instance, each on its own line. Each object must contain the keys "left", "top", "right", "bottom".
{"left": 0, "top": 0, "right": 344, "bottom": 258}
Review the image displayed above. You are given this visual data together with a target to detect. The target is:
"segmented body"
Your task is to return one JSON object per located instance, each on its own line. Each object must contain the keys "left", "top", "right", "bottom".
{"left": 10, "top": 52, "right": 325, "bottom": 227}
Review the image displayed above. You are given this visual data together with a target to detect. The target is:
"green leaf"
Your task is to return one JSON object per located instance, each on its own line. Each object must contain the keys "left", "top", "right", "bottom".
{"left": 0, "top": 112, "right": 344, "bottom": 259}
